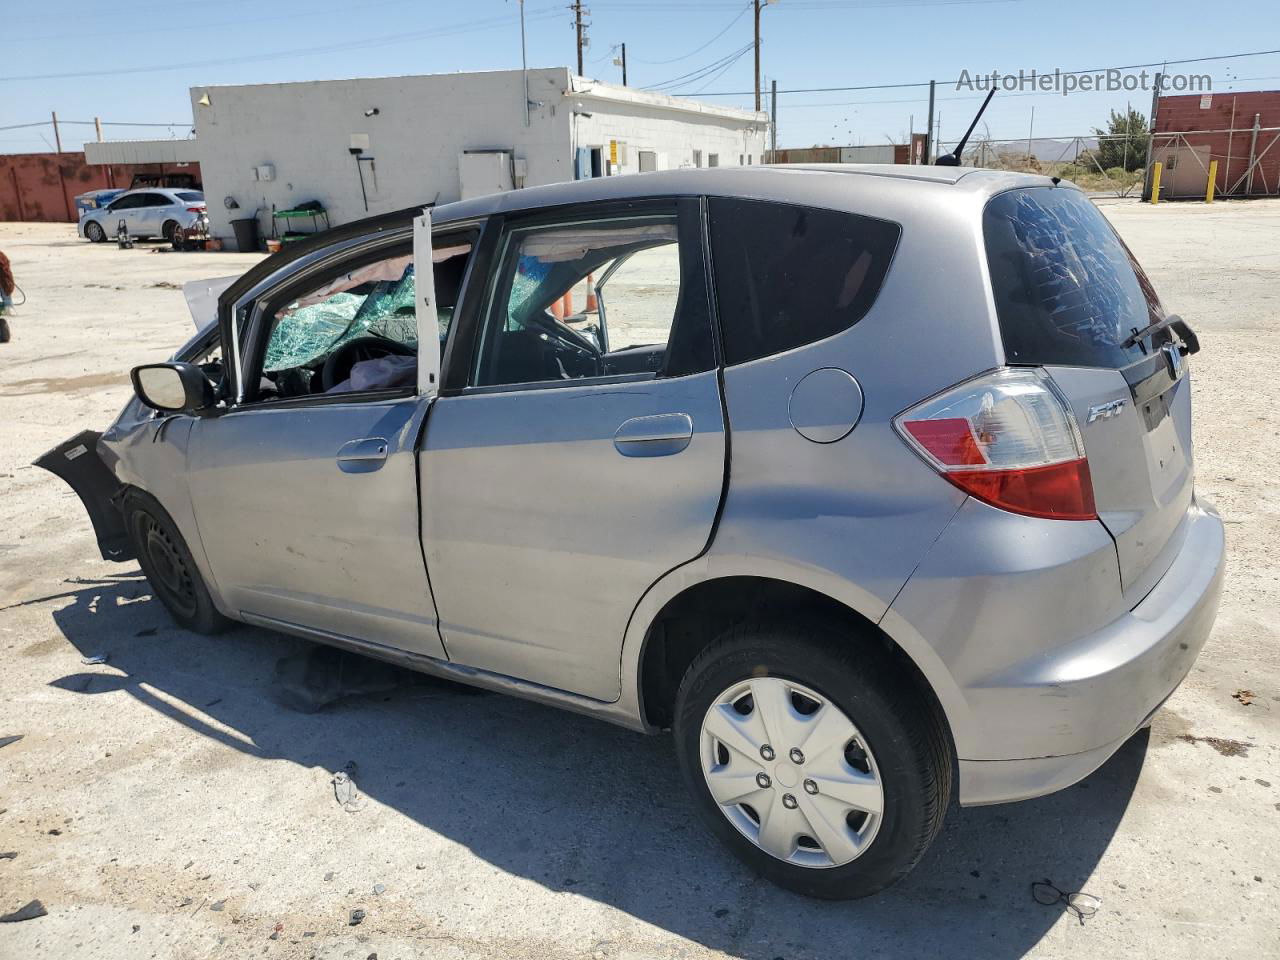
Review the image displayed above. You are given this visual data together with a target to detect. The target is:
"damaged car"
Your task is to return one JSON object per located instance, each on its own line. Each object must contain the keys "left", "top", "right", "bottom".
{"left": 39, "top": 166, "right": 1223, "bottom": 899}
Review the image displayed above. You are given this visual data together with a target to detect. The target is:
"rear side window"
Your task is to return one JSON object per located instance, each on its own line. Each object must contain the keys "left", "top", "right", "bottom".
{"left": 175, "top": 191, "right": 205, "bottom": 202}
{"left": 984, "top": 187, "right": 1165, "bottom": 368}
{"left": 708, "top": 198, "right": 900, "bottom": 366}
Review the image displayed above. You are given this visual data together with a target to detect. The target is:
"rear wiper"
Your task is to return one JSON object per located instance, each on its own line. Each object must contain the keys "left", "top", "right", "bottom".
{"left": 1122, "top": 313, "right": 1200, "bottom": 355}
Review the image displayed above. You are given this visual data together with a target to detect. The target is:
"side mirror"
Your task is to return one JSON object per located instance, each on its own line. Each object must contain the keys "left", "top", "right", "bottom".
{"left": 130, "top": 362, "right": 216, "bottom": 413}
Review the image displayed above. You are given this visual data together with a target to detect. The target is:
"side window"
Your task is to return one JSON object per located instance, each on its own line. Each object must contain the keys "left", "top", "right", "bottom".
{"left": 139, "top": 193, "right": 168, "bottom": 208}
{"left": 109, "top": 194, "right": 141, "bottom": 211}
{"left": 471, "top": 209, "right": 712, "bottom": 388}
{"left": 251, "top": 239, "right": 472, "bottom": 400}
{"left": 707, "top": 198, "right": 901, "bottom": 366}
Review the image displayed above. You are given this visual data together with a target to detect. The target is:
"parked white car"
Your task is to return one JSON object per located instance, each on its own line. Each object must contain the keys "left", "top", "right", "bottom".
{"left": 78, "top": 188, "right": 206, "bottom": 244}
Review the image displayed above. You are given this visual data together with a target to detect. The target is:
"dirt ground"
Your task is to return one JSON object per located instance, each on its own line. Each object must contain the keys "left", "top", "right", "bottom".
{"left": 1, "top": 201, "right": 1278, "bottom": 960}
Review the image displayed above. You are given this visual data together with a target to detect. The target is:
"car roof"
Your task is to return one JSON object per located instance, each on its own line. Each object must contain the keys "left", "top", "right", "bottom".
{"left": 435, "top": 164, "right": 1060, "bottom": 224}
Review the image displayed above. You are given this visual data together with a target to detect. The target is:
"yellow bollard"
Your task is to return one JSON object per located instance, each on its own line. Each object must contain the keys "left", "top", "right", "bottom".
{"left": 1150, "top": 162, "right": 1163, "bottom": 204}
{"left": 1205, "top": 159, "right": 1218, "bottom": 203}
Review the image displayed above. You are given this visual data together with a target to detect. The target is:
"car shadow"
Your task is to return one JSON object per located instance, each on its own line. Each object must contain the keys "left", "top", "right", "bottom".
{"left": 42, "top": 573, "right": 1144, "bottom": 959}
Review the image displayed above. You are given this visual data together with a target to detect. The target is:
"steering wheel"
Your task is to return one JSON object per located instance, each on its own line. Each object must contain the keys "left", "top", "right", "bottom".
{"left": 321, "top": 336, "right": 416, "bottom": 392}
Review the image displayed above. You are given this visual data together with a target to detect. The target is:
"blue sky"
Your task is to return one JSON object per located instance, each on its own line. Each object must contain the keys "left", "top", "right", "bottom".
{"left": 2, "top": 0, "right": 1278, "bottom": 155}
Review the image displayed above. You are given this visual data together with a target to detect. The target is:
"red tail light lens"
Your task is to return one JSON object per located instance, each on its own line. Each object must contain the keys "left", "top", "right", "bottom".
{"left": 186, "top": 207, "right": 204, "bottom": 213}
{"left": 894, "top": 368, "right": 1097, "bottom": 520}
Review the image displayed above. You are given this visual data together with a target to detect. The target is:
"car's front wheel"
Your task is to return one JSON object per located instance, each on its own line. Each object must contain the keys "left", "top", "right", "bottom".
{"left": 123, "top": 491, "right": 230, "bottom": 635}
{"left": 84, "top": 221, "right": 106, "bottom": 243}
{"left": 673, "top": 621, "right": 952, "bottom": 899}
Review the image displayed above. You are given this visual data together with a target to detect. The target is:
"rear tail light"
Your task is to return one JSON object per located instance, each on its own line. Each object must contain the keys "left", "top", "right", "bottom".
{"left": 893, "top": 367, "right": 1096, "bottom": 520}
{"left": 186, "top": 207, "right": 204, "bottom": 213}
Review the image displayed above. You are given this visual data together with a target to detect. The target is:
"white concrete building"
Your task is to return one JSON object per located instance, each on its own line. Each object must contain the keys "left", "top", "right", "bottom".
{"left": 167, "top": 68, "right": 767, "bottom": 246}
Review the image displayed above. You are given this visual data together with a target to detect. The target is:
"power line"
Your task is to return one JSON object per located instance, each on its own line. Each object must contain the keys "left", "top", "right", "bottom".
{"left": 0, "top": 7, "right": 564, "bottom": 83}
{"left": 644, "top": 42, "right": 755, "bottom": 91}
{"left": 669, "top": 46, "right": 1280, "bottom": 96}
{"left": 629, "top": 3, "right": 751, "bottom": 65}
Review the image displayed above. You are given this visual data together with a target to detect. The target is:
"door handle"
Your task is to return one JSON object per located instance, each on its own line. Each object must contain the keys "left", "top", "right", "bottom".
{"left": 336, "top": 437, "right": 389, "bottom": 473}
{"left": 613, "top": 413, "right": 694, "bottom": 457}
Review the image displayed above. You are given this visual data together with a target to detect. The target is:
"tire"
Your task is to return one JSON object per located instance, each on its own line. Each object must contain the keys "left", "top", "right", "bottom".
{"left": 673, "top": 620, "right": 951, "bottom": 900}
{"left": 122, "top": 491, "right": 230, "bottom": 635}
{"left": 0, "top": 317, "right": 9, "bottom": 344}
{"left": 162, "top": 220, "right": 180, "bottom": 245}
{"left": 84, "top": 221, "right": 106, "bottom": 243}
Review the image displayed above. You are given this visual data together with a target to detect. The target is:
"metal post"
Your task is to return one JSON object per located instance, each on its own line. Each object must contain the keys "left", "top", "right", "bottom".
{"left": 519, "top": 0, "right": 530, "bottom": 126}
{"left": 1026, "top": 106, "right": 1035, "bottom": 166}
{"left": 94, "top": 116, "right": 104, "bottom": 142}
{"left": 908, "top": 114, "right": 914, "bottom": 164}
{"left": 925, "top": 81, "right": 935, "bottom": 164}
{"left": 51, "top": 111, "right": 62, "bottom": 153}
{"left": 1206, "top": 159, "right": 1218, "bottom": 202}
{"left": 576, "top": 0, "right": 586, "bottom": 77}
{"left": 1225, "top": 97, "right": 1237, "bottom": 195}
{"left": 621, "top": 42, "right": 627, "bottom": 86}
{"left": 1245, "top": 113, "right": 1261, "bottom": 196}
{"left": 1142, "top": 70, "right": 1163, "bottom": 201}
{"left": 753, "top": 0, "right": 762, "bottom": 113}
{"left": 1150, "top": 161, "right": 1163, "bottom": 204}
{"left": 770, "top": 79, "right": 778, "bottom": 162}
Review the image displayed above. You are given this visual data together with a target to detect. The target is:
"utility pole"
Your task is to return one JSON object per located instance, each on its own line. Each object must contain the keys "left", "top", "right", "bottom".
{"left": 754, "top": 0, "right": 762, "bottom": 112}
{"left": 1025, "top": 105, "right": 1035, "bottom": 166}
{"left": 573, "top": 0, "right": 585, "bottom": 76}
{"left": 619, "top": 42, "right": 627, "bottom": 85}
{"left": 519, "top": 0, "right": 530, "bottom": 126}
{"left": 770, "top": 78, "right": 778, "bottom": 161}
{"left": 51, "top": 111, "right": 62, "bottom": 153}
{"left": 924, "top": 80, "right": 935, "bottom": 164}
{"left": 94, "top": 116, "right": 104, "bottom": 143}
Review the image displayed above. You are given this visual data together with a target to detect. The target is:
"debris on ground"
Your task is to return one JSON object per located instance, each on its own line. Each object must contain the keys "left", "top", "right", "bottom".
{"left": 349, "top": 908, "right": 366, "bottom": 926}
{"left": 148, "top": 281, "right": 183, "bottom": 289}
{"left": 332, "top": 761, "right": 365, "bottom": 812}
{"left": 373, "top": 883, "right": 386, "bottom": 895}
{"left": 0, "top": 900, "right": 48, "bottom": 923}
{"left": 1233, "top": 689, "right": 1256, "bottom": 706}
{"left": 269, "top": 921, "right": 284, "bottom": 940}
{"left": 1176, "top": 733, "right": 1250, "bottom": 757}
{"left": 0, "top": 735, "right": 22, "bottom": 749}
{"left": 79, "top": 653, "right": 108, "bottom": 665}
{"left": 0, "top": 851, "right": 16, "bottom": 860}
{"left": 209, "top": 899, "right": 226, "bottom": 912}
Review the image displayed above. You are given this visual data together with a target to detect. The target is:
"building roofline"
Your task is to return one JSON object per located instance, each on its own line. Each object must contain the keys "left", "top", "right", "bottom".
{"left": 567, "top": 76, "right": 768, "bottom": 125}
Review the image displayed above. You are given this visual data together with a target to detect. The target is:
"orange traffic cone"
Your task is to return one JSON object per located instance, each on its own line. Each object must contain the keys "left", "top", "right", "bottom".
{"left": 562, "top": 287, "right": 574, "bottom": 316}
{"left": 549, "top": 297, "right": 564, "bottom": 320}
{"left": 585, "top": 273, "right": 598, "bottom": 313}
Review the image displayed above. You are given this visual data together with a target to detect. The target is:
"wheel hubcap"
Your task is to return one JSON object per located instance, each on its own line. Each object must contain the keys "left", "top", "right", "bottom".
{"left": 138, "top": 515, "right": 197, "bottom": 618}
{"left": 699, "top": 676, "right": 884, "bottom": 869}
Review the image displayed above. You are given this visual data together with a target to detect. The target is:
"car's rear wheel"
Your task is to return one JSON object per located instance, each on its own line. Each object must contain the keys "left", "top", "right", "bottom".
{"left": 84, "top": 221, "right": 106, "bottom": 243}
{"left": 123, "top": 492, "right": 229, "bottom": 634}
{"left": 162, "top": 220, "right": 180, "bottom": 245}
{"left": 673, "top": 621, "right": 951, "bottom": 899}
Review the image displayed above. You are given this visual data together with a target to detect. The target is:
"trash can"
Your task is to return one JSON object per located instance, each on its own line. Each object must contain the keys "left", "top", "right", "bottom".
{"left": 230, "top": 217, "right": 260, "bottom": 253}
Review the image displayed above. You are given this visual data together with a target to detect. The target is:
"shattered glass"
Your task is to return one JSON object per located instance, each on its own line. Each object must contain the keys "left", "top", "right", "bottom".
{"left": 264, "top": 264, "right": 418, "bottom": 372}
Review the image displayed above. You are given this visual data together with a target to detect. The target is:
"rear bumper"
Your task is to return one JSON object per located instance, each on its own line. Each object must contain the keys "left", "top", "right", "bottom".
{"left": 886, "top": 496, "right": 1224, "bottom": 806}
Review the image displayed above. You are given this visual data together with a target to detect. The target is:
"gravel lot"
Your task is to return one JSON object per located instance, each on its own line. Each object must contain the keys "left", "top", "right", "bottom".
{"left": 1, "top": 200, "right": 1278, "bottom": 960}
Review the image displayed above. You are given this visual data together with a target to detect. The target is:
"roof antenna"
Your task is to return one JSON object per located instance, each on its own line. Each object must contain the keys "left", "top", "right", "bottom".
{"left": 936, "top": 86, "right": 996, "bottom": 166}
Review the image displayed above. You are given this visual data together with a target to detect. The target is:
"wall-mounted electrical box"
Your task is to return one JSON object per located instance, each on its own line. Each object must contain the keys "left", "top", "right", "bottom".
{"left": 349, "top": 133, "right": 370, "bottom": 154}
{"left": 252, "top": 164, "right": 276, "bottom": 182}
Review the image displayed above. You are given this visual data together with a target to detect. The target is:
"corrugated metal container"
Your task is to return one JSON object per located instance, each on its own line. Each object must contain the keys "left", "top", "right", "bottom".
{"left": 1155, "top": 90, "right": 1280, "bottom": 197}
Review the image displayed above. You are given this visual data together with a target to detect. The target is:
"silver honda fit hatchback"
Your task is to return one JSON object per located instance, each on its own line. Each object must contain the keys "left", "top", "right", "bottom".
{"left": 40, "top": 165, "right": 1224, "bottom": 899}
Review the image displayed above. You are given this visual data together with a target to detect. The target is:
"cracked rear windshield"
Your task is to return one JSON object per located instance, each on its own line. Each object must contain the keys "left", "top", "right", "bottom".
{"left": 983, "top": 187, "right": 1165, "bottom": 368}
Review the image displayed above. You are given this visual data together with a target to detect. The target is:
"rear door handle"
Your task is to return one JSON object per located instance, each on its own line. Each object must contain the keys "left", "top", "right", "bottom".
{"left": 336, "top": 437, "right": 389, "bottom": 473}
{"left": 613, "top": 413, "right": 693, "bottom": 457}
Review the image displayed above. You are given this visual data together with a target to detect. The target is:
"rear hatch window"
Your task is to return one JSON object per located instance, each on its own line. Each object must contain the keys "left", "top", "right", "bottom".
{"left": 984, "top": 186, "right": 1194, "bottom": 605}
{"left": 984, "top": 187, "right": 1169, "bottom": 367}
